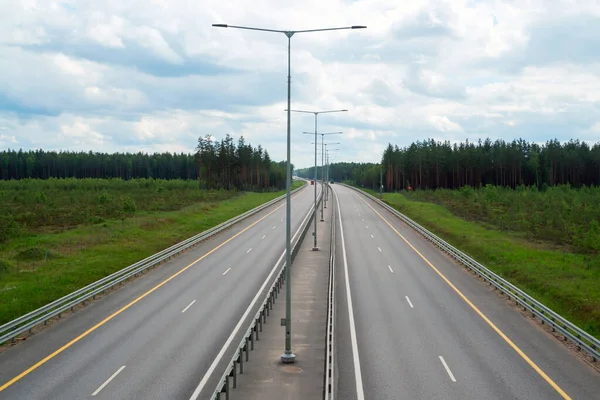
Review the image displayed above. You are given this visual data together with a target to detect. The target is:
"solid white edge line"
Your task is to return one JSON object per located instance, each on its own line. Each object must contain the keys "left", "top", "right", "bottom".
{"left": 335, "top": 188, "right": 366, "bottom": 400}
{"left": 247, "top": 248, "right": 252, "bottom": 253}
{"left": 182, "top": 300, "right": 197, "bottom": 313}
{"left": 91, "top": 365, "right": 126, "bottom": 396}
{"left": 222, "top": 268, "right": 231, "bottom": 276}
{"left": 439, "top": 356, "right": 457, "bottom": 382}
{"left": 405, "top": 296, "right": 414, "bottom": 308}
{"left": 188, "top": 202, "right": 314, "bottom": 400}
{"left": 377, "top": 247, "right": 382, "bottom": 252}
{"left": 388, "top": 265, "right": 394, "bottom": 273}
{"left": 261, "top": 235, "right": 266, "bottom": 239}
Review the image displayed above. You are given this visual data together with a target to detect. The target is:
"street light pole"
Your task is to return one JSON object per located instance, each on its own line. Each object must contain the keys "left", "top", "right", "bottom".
{"left": 307, "top": 131, "right": 342, "bottom": 220}
{"left": 213, "top": 23, "right": 366, "bottom": 365}
{"left": 293, "top": 109, "right": 347, "bottom": 247}
{"left": 322, "top": 143, "right": 340, "bottom": 208}
{"left": 326, "top": 149, "right": 339, "bottom": 194}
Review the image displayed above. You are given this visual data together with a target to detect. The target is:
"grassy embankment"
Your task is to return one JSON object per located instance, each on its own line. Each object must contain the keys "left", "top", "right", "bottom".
{"left": 360, "top": 184, "right": 600, "bottom": 339}
{"left": 0, "top": 178, "right": 305, "bottom": 325}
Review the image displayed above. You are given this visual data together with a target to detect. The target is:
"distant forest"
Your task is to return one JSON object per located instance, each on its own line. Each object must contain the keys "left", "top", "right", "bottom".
{"left": 297, "top": 138, "right": 600, "bottom": 190}
{"left": 0, "top": 134, "right": 289, "bottom": 191}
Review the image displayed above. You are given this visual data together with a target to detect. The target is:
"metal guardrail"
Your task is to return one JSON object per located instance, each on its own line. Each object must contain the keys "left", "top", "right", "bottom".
{"left": 0, "top": 184, "right": 308, "bottom": 345}
{"left": 344, "top": 184, "right": 599, "bottom": 362}
{"left": 209, "top": 190, "right": 322, "bottom": 399}
{"left": 324, "top": 185, "right": 336, "bottom": 400}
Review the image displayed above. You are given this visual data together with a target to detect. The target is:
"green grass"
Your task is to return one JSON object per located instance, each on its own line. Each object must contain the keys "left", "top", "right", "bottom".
{"left": 359, "top": 187, "right": 600, "bottom": 339}
{"left": 0, "top": 178, "right": 305, "bottom": 325}
{"left": 402, "top": 185, "right": 600, "bottom": 254}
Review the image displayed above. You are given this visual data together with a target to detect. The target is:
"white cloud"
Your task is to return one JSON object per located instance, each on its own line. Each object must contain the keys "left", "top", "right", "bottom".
{"left": 0, "top": 135, "right": 18, "bottom": 145}
{"left": 429, "top": 116, "right": 463, "bottom": 132}
{"left": 589, "top": 122, "right": 600, "bottom": 133}
{"left": 1, "top": 0, "right": 600, "bottom": 169}
{"left": 87, "top": 16, "right": 126, "bottom": 48}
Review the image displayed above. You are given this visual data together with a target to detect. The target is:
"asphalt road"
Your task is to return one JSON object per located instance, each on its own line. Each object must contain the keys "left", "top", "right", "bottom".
{"left": 332, "top": 184, "right": 600, "bottom": 400}
{"left": 0, "top": 182, "right": 321, "bottom": 400}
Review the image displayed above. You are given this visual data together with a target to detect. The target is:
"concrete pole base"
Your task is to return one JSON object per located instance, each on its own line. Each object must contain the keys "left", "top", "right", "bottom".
{"left": 281, "top": 352, "right": 296, "bottom": 364}
{"left": 312, "top": 247, "right": 319, "bottom": 251}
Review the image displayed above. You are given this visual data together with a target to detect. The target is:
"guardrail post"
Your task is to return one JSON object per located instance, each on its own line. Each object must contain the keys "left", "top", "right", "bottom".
{"left": 232, "top": 361, "right": 237, "bottom": 388}
{"left": 245, "top": 339, "right": 249, "bottom": 362}
{"left": 239, "top": 348, "right": 244, "bottom": 374}
{"left": 224, "top": 376, "right": 230, "bottom": 400}
{"left": 251, "top": 330, "right": 255, "bottom": 350}
{"left": 255, "top": 321, "right": 260, "bottom": 340}
{"left": 260, "top": 312, "right": 264, "bottom": 330}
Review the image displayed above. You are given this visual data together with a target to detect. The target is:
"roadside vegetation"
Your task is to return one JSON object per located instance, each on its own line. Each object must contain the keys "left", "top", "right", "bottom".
{"left": 0, "top": 176, "right": 305, "bottom": 326}
{"left": 361, "top": 186, "right": 600, "bottom": 339}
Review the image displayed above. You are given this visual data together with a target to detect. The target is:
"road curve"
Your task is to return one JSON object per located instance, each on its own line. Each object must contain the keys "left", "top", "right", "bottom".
{"left": 332, "top": 183, "right": 600, "bottom": 400}
{"left": 0, "top": 183, "right": 321, "bottom": 400}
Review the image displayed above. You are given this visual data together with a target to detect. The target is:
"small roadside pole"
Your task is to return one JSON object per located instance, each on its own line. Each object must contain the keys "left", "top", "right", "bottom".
{"left": 380, "top": 169, "right": 383, "bottom": 199}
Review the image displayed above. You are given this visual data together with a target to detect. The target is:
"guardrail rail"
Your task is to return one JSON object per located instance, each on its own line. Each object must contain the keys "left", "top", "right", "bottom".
{"left": 343, "top": 184, "right": 599, "bottom": 363}
{"left": 0, "top": 184, "right": 308, "bottom": 345}
{"left": 209, "top": 190, "right": 323, "bottom": 399}
{"left": 324, "top": 184, "right": 336, "bottom": 400}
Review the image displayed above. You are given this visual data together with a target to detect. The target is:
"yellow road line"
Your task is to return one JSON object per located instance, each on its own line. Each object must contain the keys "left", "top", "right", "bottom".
{"left": 355, "top": 193, "right": 572, "bottom": 400}
{"left": 0, "top": 189, "right": 308, "bottom": 392}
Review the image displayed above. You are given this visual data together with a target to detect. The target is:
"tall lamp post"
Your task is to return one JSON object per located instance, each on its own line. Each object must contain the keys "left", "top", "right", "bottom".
{"left": 291, "top": 109, "right": 347, "bottom": 248}
{"left": 306, "top": 131, "right": 342, "bottom": 221}
{"left": 321, "top": 143, "right": 340, "bottom": 208}
{"left": 212, "top": 23, "right": 366, "bottom": 364}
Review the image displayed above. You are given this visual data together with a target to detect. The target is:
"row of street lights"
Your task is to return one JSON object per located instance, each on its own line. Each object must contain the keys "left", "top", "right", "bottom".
{"left": 212, "top": 22, "right": 366, "bottom": 364}
{"left": 311, "top": 141, "right": 339, "bottom": 212}
{"left": 324, "top": 144, "right": 339, "bottom": 208}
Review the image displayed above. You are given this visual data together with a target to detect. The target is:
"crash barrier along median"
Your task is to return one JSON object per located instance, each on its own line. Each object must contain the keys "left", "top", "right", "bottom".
{"left": 209, "top": 190, "right": 325, "bottom": 399}
{"left": 324, "top": 184, "right": 336, "bottom": 400}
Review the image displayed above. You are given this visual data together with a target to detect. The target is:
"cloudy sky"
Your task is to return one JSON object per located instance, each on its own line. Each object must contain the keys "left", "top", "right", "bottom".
{"left": 1, "top": 0, "right": 600, "bottom": 169}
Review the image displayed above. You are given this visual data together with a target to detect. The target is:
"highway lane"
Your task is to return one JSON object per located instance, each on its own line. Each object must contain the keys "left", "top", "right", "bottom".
{"left": 332, "top": 184, "right": 600, "bottom": 400}
{"left": 0, "top": 182, "right": 321, "bottom": 400}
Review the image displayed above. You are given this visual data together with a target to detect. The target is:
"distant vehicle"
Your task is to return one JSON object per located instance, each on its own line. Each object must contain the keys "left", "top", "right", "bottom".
{"left": 310, "top": 180, "right": 314, "bottom": 185}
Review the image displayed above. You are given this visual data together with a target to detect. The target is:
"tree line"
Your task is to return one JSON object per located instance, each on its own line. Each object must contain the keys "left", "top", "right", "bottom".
{"left": 381, "top": 138, "right": 600, "bottom": 191}
{"left": 195, "top": 134, "right": 290, "bottom": 190}
{"left": 295, "top": 162, "right": 381, "bottom": 189}
{"left": 0, "top": 134, "right": 289, "bottom": 191}
{"left": 297, "top": 138, "right": 600, "bottom": 191}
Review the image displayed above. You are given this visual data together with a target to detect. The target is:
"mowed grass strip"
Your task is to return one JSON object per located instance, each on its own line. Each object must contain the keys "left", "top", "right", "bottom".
{"left": 0, "top": 179, "right": 305, "bottom": 326}
{"left": 359, "top": 188, "right": 600, "bottom": 339}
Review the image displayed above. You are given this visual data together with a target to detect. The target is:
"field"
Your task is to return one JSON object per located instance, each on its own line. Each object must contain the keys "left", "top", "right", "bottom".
{"left": 0, "top": 178, "right": 305, "bottom": 325}
{"left": 361, "top": 185, "right": 600, "bottom": 339}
